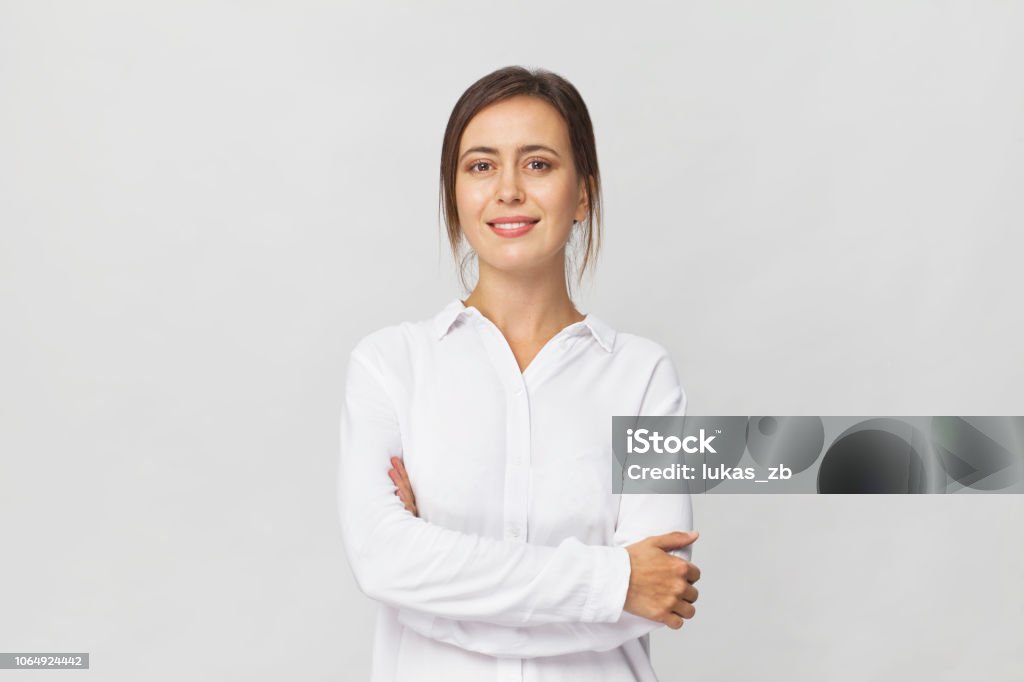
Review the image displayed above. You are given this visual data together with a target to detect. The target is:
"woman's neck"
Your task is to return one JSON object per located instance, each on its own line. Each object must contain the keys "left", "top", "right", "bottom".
{"left": 463, "top": 261, "right": 584, "bottom": 344}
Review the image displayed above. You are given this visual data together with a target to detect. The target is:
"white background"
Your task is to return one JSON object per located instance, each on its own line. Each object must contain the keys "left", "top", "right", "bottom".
{"left": 1, "top": 1, "right": 1022, "bottom": 680}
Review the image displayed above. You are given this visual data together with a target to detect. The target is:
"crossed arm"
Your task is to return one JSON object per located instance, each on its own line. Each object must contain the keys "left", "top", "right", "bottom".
{"left": 390, "top": 456, "right": 698, "bottom": 658}
{"left": 338, "top": 345, "right": 699, "bottom": 658}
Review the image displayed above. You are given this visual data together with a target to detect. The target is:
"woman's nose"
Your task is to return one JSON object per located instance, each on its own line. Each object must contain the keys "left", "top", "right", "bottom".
{"left": 496, "top": 167, "right": 524, "bottom": 203}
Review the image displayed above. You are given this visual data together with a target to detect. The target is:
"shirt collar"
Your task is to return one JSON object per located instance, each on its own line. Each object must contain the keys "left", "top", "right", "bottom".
{"left": 432, "top": 298, "right": 475, "bottom": 339}
{"left": 580, "top": 314, "right": 615, "bottom": 353}
{"left": 433, "top": 298, "right": 615, "bottom": 353}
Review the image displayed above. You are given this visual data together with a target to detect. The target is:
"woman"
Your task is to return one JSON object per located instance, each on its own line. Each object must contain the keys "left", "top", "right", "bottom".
{"left": 338, "top": 66, "right": 701, "bottom": 682}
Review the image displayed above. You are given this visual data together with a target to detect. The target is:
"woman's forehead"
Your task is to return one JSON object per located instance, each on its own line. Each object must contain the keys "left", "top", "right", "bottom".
{"left": 460, "top": 96, "right": 569, "bottom": 152}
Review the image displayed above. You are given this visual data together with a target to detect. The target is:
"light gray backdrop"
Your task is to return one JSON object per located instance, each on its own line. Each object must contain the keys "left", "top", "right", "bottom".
{"left": 1, "top": 1, "right": 1022, "bottom": 680}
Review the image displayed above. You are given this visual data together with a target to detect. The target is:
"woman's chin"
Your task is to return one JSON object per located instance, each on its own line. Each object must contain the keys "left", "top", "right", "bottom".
{"left": 476, "top": 252, "right": 564, "bottom": 277}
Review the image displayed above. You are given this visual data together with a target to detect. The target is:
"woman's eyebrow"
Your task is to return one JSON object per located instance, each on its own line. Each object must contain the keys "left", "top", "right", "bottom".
{"left": 459, "top": 144, "right": 561, "bottom": 162}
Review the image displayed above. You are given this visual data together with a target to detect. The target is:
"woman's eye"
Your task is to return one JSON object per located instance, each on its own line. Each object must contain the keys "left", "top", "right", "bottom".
{"left": 467, "top": 160, "right": 550, "bottom": 173}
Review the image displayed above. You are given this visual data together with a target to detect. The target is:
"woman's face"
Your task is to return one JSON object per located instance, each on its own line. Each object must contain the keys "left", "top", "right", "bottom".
{"left": 455, "top": 95, "right": 588, "bottom": 277}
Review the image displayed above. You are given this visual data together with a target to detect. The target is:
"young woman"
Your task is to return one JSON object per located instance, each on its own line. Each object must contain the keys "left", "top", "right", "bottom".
{"left": 339, "top": 66, "right": 701, "bottom": 682}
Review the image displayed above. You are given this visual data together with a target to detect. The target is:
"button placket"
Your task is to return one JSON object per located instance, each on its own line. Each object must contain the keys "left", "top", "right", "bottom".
{"left": 503, "top": 380, "right": 530, "bottom": 543}
{"left": 470, "top": 315, "right": 533, "bottom": 547}
{"left": 463, "top": 315, "right": 528, "bottom": 681}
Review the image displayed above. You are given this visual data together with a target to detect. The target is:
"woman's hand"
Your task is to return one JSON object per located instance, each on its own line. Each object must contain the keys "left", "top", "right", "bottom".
{"left": 388, "top": 456, "right": 418, "bottom": 517}
{"left": 623, "top": 531, "right": 701, "bottom": 629}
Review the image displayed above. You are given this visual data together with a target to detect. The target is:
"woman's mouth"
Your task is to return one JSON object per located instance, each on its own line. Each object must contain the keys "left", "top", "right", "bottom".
{"left": 487, "top": 220, "right": 538, "bottom": 238}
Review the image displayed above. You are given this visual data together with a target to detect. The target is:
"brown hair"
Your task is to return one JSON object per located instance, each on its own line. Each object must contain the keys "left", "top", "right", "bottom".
{"left": 439, "top": 66, "right": 603, "bottom": 298}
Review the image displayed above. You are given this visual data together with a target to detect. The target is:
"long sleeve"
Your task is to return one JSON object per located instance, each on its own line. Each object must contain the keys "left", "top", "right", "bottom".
{"left": 395, "top": 351, "right": 694, "bottom": 658}
{"left": 338, "top": 346, "right": 632, "bottom": 627}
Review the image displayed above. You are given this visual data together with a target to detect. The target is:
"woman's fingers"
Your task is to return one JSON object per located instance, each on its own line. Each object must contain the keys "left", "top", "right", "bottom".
{"left": 672, "top": 600, "right": 696, "bottom": 620}
{"left": 670, "top": 583, "right": 698, "bottom": 621}
{"left": 682, "top": 584, "right": 699, "bottom": 604}
{"left": 388, "top": 456, "right": 418, "bottom": 516}
{"left": 392, "top": 471, "right": 415, "bottom": 512}
{"left": 390, "top": 458, "right": 413, "bottom": 495}
{"left": 388, "top": 468, "right": 409, "bottom": 496}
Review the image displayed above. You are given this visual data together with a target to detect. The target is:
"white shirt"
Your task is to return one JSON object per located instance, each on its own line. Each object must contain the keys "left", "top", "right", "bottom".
{"left": 337, "top": 298, "right": 693, "bottom": 682}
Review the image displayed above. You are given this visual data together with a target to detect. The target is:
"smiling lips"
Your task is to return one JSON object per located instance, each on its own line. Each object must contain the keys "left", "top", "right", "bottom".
{"left": 488, "top": 216, "right": 539, "bottom": 238}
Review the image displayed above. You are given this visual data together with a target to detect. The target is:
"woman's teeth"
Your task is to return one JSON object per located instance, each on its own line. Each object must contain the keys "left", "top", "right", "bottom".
{"left": 492, "top": 221, "right": 535, "bottom": 229}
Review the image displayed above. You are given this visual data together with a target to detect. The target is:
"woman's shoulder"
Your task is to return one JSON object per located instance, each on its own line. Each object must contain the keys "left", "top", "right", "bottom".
{"left": 605, "top": 326, "right": 676, "bottom": 363}
{"left": 606, "top": 327, "right": 686, "bottom": 408}
{"left": 350, "top": 322, "right": 426, "bottom": 362}
{"left": 348, "top": 303, "right": 451, "bottom": 369}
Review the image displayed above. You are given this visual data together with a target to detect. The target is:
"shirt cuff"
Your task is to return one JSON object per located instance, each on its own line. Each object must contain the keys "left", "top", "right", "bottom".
{"left": 581, "top": 545, "right": 632, "bottom": 623}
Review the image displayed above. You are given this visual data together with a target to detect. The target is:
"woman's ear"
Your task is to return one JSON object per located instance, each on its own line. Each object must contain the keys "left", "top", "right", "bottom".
{"left": 576, "top": 174, "right": 593, "bottom": 222}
